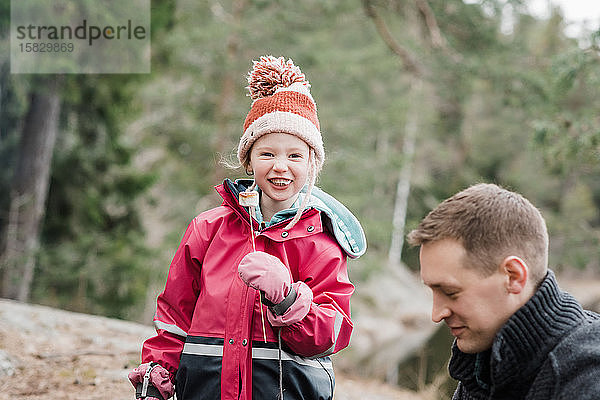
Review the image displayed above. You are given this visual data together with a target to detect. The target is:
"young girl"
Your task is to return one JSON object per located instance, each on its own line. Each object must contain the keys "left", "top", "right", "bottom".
{"left": 129, "top": 56, "right": 366, "bottom": 400}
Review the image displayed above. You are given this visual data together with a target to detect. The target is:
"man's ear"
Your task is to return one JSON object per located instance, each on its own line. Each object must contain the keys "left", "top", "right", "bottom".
{"left": 501, "top": 256, "right": 528, "bottom": 294}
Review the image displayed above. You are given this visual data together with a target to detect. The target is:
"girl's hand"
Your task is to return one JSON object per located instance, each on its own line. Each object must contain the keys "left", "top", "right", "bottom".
{"left": 128, "top": 362, "right": 174, "bottom": 400}
{"left": 238, "top": 251, "right": 291, "bottom": 304}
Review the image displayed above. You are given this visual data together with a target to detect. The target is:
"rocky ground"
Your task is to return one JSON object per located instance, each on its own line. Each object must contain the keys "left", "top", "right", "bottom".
{"left": 2, "top": 274, "right": 596, "bottom": 400}
{"left": 0, "top": 299, "right": 427, "bottom": 400}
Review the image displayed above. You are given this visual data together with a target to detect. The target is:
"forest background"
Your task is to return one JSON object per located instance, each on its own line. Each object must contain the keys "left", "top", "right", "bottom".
{"left": 1, "top": 0, "right": 599, "bottom": 396}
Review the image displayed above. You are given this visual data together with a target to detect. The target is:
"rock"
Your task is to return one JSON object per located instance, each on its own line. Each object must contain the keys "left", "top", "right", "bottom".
{"left": 0, "top": 350, "right": 15, "bottom": 377}
{"left": 0, "top": 298, "right": 421, "bottom": 399}
{"left": 335, "top": 264, "right": 437, "bottom": 381}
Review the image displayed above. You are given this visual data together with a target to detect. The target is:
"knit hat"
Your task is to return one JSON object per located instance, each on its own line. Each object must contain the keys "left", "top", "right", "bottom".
{"left": 238, "top": 56, "right": 324, "bottom": 172}
{"left": 238, "top": 56, "right": 324, "bottom": 229}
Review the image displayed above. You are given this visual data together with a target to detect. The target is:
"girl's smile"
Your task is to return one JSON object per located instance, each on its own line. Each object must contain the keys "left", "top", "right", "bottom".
{"left": 249, "top": 132, "right": 310, "bottom": 221}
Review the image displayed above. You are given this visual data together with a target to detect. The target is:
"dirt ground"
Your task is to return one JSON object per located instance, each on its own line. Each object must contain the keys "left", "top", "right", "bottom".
{"left": 2, "top": 274, "right": 598, "bottom": 400}
{"left": 0, "top": 299, "right": 426, "bottom": 400}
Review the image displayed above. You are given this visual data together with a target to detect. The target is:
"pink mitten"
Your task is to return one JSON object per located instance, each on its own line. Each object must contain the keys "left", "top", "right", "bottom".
{"left": 128, "top": 362, "right": 174, "bottom": 400}
{"left": 267, "top": 281, "right": 313, "bottom": 326}
{"left": 238, "top": 251, "right": 292, "bottom": 304}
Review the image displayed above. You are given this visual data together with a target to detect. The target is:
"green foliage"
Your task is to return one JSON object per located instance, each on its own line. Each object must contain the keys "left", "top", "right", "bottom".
{"left": 3, "top": 0, "right": 599, "bottom": 323}
{"left": 36, "top": 229, "right": 153, "bottom": 319}
{"left": 32, "top": 75, "right": 156, "bottom": 318}
{"left": 0, "top": 0, "right": 177, "bottom": 317}
{"left": 430, "top": 0, "right": 500, "bottom": 54}
{"left": 126, "top": 0, "right": 600, "bottom": 283}
{"left": 0, "top": 0, "right": 9, "bottom": 36}
{"left": 534, "top": 49, "right": 600, "bottom": 167}
{"left": 529, "top": 40, "right": 600, "bottom": 271}
{"left": 0, "top": 68, "right": 28, "bottom": 231}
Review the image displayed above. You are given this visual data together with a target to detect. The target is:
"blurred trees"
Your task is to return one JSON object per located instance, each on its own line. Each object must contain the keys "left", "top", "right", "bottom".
{"left": 31, "top": 74, "right": 157, "bottom": 317}
{"left": 0, "top": 0, "right": 174, "bottom": 318}
{"left": 396, "top": 2, "right": 600, "bottom": 274}
{"left": 530, "top": 28, "right": 600, "bottom": 270}
{"left": 0, "top": 0, "right": 598, "bottom": 393}
{"left": 1, "top": 76, "right": 62, "bottom": 301}
{"left": 0, "top": 0, "right": 598, "bottom": 351}
{"left": 358, "top": 0, "right": 598, "bottom": 389}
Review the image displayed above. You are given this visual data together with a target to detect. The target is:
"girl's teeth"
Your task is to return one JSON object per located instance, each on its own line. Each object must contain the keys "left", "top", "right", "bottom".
{"left": 271, "top": 179, "right": 290, "bottom": 186}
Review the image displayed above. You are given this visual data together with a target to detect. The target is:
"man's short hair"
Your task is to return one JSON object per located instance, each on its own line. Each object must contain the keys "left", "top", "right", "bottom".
{"left": 407, "top": 183, "right": 548, "bottom": 284}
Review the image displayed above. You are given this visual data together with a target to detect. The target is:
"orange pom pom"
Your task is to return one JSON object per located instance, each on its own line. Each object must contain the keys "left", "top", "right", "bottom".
{"left": 247, "top": 56, "right": 310, "bottom": 100}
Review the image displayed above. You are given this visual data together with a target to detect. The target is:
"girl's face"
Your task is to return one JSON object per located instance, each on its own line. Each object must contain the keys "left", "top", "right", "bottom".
{"left": 249, "top": 132, "right": 310, "bottom": 218}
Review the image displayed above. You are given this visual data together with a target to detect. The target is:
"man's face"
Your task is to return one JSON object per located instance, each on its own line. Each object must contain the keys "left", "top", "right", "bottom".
{"left": 420, "top": 239, "right": 516, "bottom": 354}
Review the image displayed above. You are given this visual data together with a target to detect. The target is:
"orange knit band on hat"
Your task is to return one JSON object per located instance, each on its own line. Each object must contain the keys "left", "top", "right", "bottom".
{"left": 237, "top": 56, "right": 324, "bottom": 172}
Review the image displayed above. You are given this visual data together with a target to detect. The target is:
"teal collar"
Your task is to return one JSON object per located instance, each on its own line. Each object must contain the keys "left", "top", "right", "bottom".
{"left": 231, "top": 179, "right": 367, "bottom": 259}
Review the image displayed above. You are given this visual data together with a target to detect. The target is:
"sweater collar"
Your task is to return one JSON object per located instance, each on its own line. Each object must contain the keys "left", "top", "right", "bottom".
{"left": 449, "top": 270, "right": 586, "bottom": 396}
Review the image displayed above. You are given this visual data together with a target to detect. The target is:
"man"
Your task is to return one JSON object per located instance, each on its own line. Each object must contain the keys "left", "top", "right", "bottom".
{"left": 407, "top": 183, "right": 600, "bottom": 399}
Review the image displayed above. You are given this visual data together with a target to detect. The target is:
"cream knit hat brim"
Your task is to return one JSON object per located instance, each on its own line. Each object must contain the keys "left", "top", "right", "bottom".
{"left": 238, "top": 57, "right": 324, "bottom": 172}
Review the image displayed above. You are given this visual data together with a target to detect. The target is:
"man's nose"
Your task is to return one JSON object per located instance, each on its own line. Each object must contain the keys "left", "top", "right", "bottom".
{"left": 431, "top": 294, "right": 451, "bottom": 323}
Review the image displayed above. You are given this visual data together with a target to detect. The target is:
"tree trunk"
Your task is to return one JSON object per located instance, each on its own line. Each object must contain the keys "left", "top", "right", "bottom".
{"left": 1, "top": 77, "right": 62, "bottom": 301}
{"left": 211, "top": 0, "right": 247, "bottom": 184}
{"left": 387, "top": 79, "right": 421, "bottom": 268}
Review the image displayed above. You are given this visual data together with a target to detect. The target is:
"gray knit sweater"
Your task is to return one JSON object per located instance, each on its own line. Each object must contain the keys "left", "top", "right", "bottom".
{"left": 449, "top": 270, "right": 600, "bottom": 400}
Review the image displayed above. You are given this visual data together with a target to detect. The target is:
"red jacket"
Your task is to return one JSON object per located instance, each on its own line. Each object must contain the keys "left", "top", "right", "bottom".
{"left": 141, "top": 180, "right": 355, "bottom": 399}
